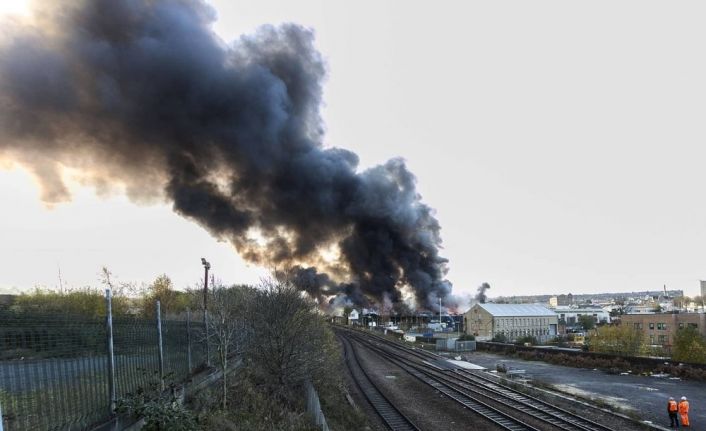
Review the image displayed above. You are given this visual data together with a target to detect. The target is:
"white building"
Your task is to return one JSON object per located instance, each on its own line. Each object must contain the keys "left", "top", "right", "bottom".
{"left": 554, "top": 307, "right": 611, "bottom": 326}
{"left": 348, "top": 309, "right": 359, "bottom": 324}
{"left": 464, "top": 303, "right": 558, "bottom": 343}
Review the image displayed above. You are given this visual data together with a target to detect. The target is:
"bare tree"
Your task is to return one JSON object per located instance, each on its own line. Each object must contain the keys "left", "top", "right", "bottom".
{"left": 246, "top": 275, "right": 339, "bottom": 403}
{"left": 207, "top": 283, "right": 252, "bottom": 409}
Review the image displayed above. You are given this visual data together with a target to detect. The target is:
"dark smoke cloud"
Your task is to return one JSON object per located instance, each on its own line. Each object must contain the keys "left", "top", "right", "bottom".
{"left": 0, "top": 0, "right": 452, "bottom": 309}
{"left": 475, "top": 282, "right": 490, "bottom": 304}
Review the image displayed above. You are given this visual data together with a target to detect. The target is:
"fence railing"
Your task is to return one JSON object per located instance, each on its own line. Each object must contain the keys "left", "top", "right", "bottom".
{"left": 305, "top": 380, "right": 329, "bottom": 431}
{"left": 0, "top": 291, "right": 207, "bottom": 431}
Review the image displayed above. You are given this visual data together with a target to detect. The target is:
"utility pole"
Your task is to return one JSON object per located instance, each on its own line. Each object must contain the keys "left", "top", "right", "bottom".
{"left": 439, "top": 298, "right": 442, "bottom": 329}
{"left": 201, "top": 258, "right": 211, "bottom": 366}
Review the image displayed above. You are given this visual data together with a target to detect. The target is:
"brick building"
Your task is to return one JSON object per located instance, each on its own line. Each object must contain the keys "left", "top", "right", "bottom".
{"left": 620, "top": 313, "right": 706, "bottom": 353}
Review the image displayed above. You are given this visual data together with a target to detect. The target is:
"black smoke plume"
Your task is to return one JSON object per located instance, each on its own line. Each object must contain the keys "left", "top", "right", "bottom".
{"left": 0, "top": 0, "right": 452, "bottom": 309}
{"left": 475, "top": 283, "right": 490, "bottom": 304}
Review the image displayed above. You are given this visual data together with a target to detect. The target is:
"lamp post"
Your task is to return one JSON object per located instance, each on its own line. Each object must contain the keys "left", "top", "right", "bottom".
{"left": 201, "top": 258, "right": 211, "bottom": 366}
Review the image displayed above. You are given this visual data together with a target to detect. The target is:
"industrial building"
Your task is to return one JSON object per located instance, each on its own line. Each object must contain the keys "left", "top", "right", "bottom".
{"left": 464, "top": 303, "right": 558, "bottom": 342}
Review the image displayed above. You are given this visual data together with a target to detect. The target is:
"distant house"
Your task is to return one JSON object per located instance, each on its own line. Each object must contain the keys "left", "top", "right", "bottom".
{"left": 463, "top": 303, "right": 558, "bottom": 342}
{"left": 348, "top": 309, "right": 359, "bottom": 325}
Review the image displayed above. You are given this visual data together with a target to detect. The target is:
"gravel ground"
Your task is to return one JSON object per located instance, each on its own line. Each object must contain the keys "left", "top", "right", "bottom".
{"left": 460, "top": 350, "right": 705, "bottom": 430}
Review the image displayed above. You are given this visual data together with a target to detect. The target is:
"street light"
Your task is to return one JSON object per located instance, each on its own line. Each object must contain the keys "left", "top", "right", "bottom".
{"left": 201, "top": 258, "right": 211, "bottom": 366}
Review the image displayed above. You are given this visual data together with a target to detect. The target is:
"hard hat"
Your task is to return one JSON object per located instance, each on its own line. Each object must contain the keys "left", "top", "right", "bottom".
{"left": 681, "top": 396, "right": 687, "bottom": 401}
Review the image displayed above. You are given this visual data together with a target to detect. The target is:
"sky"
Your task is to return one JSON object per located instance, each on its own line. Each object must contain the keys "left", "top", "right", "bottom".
{"left": 1, "top": 0, "right": 705, "bottom": 299}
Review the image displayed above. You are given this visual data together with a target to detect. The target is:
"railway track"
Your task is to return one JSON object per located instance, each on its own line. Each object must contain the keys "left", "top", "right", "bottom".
{"left": 338, "top": 334, "right": 420, "bottom": 431}
{"left": 342, "top": 328, "right": 616, "bottom": 431}
{"left": 454, "top": 369, "right": 613, "bottom": 431}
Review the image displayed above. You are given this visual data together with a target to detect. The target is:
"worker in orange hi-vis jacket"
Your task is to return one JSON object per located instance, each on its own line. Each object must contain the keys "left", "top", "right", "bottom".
{"left": 678, "top": 396, "right": 690, "bottom": 428}
{"left": 668, "top": 397, "right": 680, "bottom": 428}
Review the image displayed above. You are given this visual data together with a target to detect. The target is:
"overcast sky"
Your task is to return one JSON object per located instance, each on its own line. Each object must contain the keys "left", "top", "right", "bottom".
{"left": 1, "top": 0, "right": 705, "bottom": 299}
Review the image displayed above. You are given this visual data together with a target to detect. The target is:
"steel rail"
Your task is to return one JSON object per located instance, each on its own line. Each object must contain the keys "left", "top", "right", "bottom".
{"left": 338, "top": 334, "right": 421, "bottom": 431}
{"left": 350, "top": 329, "right": 616, "bottom": 431}
{"left": 455, "top": 369, "right": 614, "bottom": 431}
{"left": 347, "top": 333, "right": 541, "bottom": 431}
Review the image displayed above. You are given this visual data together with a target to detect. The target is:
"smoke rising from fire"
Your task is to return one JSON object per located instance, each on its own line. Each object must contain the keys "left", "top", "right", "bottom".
{"left": 0, "top": 0, "right": 452, "bottom": 309}
{"left": 475, "top": 282, "right": 490, "bottom": 304}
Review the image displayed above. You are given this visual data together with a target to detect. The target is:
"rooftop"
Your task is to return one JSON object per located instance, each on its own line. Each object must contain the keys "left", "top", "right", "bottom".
{"left": 476, "top": 303, "right": 556, "bottom": 317}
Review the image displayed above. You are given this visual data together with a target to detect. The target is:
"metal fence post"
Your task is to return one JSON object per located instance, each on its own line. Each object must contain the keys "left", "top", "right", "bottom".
{"left": 156, "top": 301, "right": 164, "bottom": 391}
{"left": 0, "top": 399, "right": 4, "bottom": 431}
{"left": 105, "top": 289, "right": 116, "bottom": 414}
{"left": 204, "top": 310, "right": 210, "bottom": 367}
{"left": 186, "top": 308, "right": 192, "bottom": 373}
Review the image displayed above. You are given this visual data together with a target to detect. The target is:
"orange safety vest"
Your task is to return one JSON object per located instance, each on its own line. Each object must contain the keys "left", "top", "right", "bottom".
{"left": 678, "top": 400, "right": 690, "bottom": 427}
{"left": 668, "top": 400, "right": 678, "bottom": 412}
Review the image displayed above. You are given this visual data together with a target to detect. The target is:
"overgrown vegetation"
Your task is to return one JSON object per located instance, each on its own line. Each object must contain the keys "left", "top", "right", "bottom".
{"left": 5, "top": 268, "right": 198, "bottom": 318}
{"left": 478, "top": 343, "right": 706, "bottom": 382}
{"left": 4, "top": 270, "right": 366, "bottom": 430}
{"left": 672, "top": 326, "right": 706, "bottom": 364}
{"left": 587, "top": 324, "right": 644, "bottom": 356}
{"left": 195, "top": 276, "right": 365, "bottom": 430}
{"left": 117, "top": 372, "right": 197, "bottom": 431}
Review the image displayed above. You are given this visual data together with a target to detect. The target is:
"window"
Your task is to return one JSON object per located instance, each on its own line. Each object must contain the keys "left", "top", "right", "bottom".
{"left": 679, "top": 323, "right": 684, "bottom": 329}
{"left": 650, "top": 335, "right": 655, "bottom": 344}
{"left": 634, "top": 323, "right": 643, "bottom": 329}
{"left": 658, "top": 335, "right": 667, "bottom": 344}
{"left": 649, "top": 323, "right": 654, "bottom": 330}
{"left": 657, "top": 323, "right": 667, "bottom": 330}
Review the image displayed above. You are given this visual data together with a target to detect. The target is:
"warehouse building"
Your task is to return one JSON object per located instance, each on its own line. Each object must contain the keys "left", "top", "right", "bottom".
{"left": 464, "top": 303, "right": 558, "bottom": 342}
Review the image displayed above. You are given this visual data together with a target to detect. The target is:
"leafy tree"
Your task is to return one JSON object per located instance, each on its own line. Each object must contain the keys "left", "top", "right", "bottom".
{"left": 609, "top": 307, "right": 625, "bottom": 318}
{"left": 343, "top": 305, "right": 353, "bottom": 323}
{"left": 577, "top": 314, "right": 596, "bottom": 330}
{"left": 587, "top": 324, "right": 645, "bottom": 356}
{"left": 11, "top": 267, "right": 134, "bottom": 317}
{"left": 672, "top": 326, "right": 706, "bottom": 364}
{"left": 141, "top": 274, "right": 192, "bottom": 317}
{"left": 12, "top": 286, "right": 131, "bottom": 317}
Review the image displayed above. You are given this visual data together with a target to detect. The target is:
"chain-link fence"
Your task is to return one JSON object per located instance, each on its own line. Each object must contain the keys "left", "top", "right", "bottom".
{"left": 0, "top": 293, "right": 207, "bottom": 431}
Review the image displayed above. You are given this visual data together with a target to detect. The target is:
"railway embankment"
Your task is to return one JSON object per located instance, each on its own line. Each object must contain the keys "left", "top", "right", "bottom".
{"left": 476, "top": 342, "right": 706, "bottom": 382}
